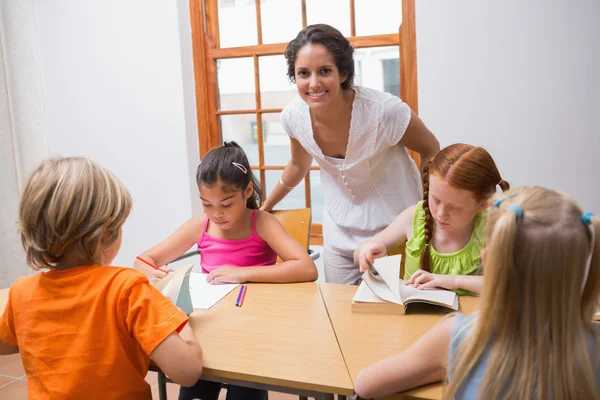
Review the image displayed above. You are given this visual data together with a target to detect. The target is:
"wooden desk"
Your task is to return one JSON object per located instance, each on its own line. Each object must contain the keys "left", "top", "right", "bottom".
{"left": 1, "top": 283, "right": 354, "bottom": 398}
{"left": 319, "top": 283, "right": 479, "bottom": 400}
{"left": 186, "top": 282, "right": 354, "bottom": 398}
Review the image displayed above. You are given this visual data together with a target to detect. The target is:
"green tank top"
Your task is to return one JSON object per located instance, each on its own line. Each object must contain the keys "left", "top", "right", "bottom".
{"left": 403, "top": 201, "right": 486, "bottom": 294}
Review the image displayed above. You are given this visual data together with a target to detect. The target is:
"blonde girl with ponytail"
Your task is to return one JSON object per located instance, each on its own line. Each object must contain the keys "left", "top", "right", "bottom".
{"left": 355, "top": 186, "right": 600, "bottom": 399}
{"left": 355, "top": 143, "right": 509, "bottom": 294}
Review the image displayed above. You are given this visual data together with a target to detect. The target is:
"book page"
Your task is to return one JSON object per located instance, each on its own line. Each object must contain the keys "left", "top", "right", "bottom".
{"left": 371, "top": 255, "right": 403, "bottom": 301}
{"left": 188, "top": 273, "right": 239, "bottom": 309}
{"left": 398, "top": 280, "right": 458, "bottom": 309}
{"left": 361, "top": 270, "right": 402, "bottom": 304}
{"left": 353, "top": 281, "right": 389, "bottom": 303}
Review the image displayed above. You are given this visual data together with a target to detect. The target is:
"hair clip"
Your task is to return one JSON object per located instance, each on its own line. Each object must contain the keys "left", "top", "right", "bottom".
{"left": 508, "top": 204, "right": 523, "bottom": 220}
{"left": 492, "top": 193, "right": 518, "bottom": 208}
{"left": 232, "top": 162, "right": 247, "bottom": 174}
{"left": 581, "top": 211, "right": 594, "bottom": 226}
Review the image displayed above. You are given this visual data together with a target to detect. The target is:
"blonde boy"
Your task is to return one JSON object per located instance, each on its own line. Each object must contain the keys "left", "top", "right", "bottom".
{"left": 0, "top": 157, "right": 203, "bottom": 399}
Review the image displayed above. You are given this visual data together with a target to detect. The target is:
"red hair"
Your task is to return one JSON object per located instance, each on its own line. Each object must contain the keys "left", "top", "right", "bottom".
{"left": 420, "top": 144, "right": 509, "bottom": 271}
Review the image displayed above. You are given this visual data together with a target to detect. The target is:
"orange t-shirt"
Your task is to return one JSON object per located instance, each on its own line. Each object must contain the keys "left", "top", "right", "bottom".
{"left": 0, "top": 265, "right": 189, "bottom": 399}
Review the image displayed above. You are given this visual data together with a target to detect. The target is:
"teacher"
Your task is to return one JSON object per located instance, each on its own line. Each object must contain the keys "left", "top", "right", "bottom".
{"left": 261, "top": 24, "right": 440, "bottom": 284}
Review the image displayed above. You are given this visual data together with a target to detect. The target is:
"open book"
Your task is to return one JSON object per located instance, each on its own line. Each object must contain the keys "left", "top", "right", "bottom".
{"left": 152, "top": 264, "right": 194, "bottom": 315}
{"left": 352, "top": 255, "right": 459, "bottom": 315}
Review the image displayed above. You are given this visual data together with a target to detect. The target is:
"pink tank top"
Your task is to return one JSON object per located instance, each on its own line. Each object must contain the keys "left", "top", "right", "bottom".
{"left": 198, "top": 210, "right": 278, "bottom": 272}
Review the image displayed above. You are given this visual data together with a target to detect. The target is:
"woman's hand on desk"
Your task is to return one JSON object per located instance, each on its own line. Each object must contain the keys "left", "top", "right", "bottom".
{"left": 354, "top": 241, "right": 387, "bottom": 273}
{"left": 206, "top": 267, "right": 247, "bottom": 285}
{"left": 405, "top": 270, "right": 456, "bottom": 290}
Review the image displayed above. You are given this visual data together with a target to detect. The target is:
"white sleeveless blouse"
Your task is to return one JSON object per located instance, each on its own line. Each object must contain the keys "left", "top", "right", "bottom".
{"left": 281, "top": 86, "right": 422, "bottom": 257}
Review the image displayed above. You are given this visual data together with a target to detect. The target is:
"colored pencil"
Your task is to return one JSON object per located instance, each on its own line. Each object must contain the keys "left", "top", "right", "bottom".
{"left": 235, "top": 285, "right": 245, "bottom": 306}
{"left": 237, "top": 285, "right": 247, "bottom": 307}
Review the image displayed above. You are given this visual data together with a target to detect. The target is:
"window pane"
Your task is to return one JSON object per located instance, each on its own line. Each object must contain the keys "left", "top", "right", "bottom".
{"left": 262, "top": 113, "right": 319, "bottom": 168}
{"left": 265, "top": 170, "right": 306, "bottom": 210}
{"left": 218, "top": 0, "right": 258, "bottom": 48}
{"left": 382, "top": 58, "right": 400, "bottom": 98}
{"left": 220, "top": 114, "right": 259, "bottom": 165}
{"left": 261, "top": 0, "right": 303, "bottom": 45}
{"left": 306, "top": 0, "right": 351, "bottom": 37}
{"left": 310, "top": 170, "right": 323, "bottom": 223}
{"left": 259, "top": 55, "right": 298, "bottom": 109}
{"left": 217, "top": 57, "right": 256, "bottom": 111}
{"left": 263, "top": 114, "right": 291, "bottom": 166}
{"left": 354, "top": 46, "right": 400, "bottom": 97}
{"left": 355, "top": 0, "right": 402, "bottom": 36}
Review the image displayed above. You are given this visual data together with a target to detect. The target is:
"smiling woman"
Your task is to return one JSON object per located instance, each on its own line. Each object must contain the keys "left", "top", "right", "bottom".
{"left": 261, "top": 24, "right": 440, "bottom": 285}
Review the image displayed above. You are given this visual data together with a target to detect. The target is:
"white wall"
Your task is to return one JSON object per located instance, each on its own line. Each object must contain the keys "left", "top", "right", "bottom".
{"left": 416, "top": 0, "right": 600, "bottom": 211}
{"left": 0, "top": 0, "right": 49, "bottom": 288}
{"left": 32, "top": 0, "right": 200, "bottom": 267}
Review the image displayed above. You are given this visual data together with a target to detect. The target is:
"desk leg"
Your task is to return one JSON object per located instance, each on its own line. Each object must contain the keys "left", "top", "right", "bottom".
{"left": 157, "top": 371, "right": 168, "bottom": 400}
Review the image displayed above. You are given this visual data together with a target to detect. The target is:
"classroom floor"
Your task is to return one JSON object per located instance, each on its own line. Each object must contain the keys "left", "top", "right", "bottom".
{"left": 0, "top": 247, "right": 326, "bottom": 399}
{"left": 0, "top": 353, "right": 297, "bottom": 399}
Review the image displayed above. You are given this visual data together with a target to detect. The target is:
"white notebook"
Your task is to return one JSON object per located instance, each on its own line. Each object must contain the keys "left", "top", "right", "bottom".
{"left": 353, "top": 255, "right": 459, "bottom": 315}
{"left": 188, "top": 273, "right": 239, "bottom": 309}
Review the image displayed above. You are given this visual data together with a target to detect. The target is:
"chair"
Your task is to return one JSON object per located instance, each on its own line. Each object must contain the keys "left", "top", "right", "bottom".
{"left": 270, "top": 208, "right": 319, "bottom": 262}
{"left": 153, "top": 208, "right": 319, "bottom": 400}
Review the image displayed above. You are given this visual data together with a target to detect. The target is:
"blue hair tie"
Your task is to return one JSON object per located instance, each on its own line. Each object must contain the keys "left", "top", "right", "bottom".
{"left": 581, "top": 212, "right": 594, "bottom": 226}
{"left": 508, "top": 204, "right": 524, "bottom": 220}
{"left": 492, "top": 193, "right": 518, "bottom": 208}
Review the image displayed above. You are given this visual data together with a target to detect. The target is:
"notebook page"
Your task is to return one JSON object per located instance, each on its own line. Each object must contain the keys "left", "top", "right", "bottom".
{"left": 188, "top": 273, "right": 239, "bottom": 309}
{"left": 152, "top": 264, "right": 192, "bottom": 300}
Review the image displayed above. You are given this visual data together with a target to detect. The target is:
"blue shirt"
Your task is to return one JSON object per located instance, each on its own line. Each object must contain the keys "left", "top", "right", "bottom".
{"left": 448, "top": 313, "right": 600, "bottom": 399}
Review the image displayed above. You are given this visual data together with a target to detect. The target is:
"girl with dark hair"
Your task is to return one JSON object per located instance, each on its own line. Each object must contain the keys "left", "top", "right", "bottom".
{"left": 134, "top": 142, "right": 317, "bottom": 400}
{"left": 261, "top": 24, "right": 440, "bottom": 285}
{"left": 355, "top": 143, "right": 509, "bottom": 294}
{"left": 135, "top": 141, "right": 317, "bottom": 285}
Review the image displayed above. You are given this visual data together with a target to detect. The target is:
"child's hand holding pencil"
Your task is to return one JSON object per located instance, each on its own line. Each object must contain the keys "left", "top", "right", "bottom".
{"left": 136, "top": 256, "right": 173, "bottom": 281}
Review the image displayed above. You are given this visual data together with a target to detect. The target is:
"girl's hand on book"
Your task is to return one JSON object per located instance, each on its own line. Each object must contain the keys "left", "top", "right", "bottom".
{"left": 405, "top": 270, "right": 456, "bottom": 290}
{"left": 355, "top": 241, "right": 387, "bottom": 273}
{"left": 151, "top": 267, "right": 173, "bottom": 281}
{"left": 206, "top": 267, "right": 246, "bottom": 285}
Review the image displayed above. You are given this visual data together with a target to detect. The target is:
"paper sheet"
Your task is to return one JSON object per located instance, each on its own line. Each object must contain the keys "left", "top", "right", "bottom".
{"left": 188, "top": 273, "right": 239, "bottom": 309}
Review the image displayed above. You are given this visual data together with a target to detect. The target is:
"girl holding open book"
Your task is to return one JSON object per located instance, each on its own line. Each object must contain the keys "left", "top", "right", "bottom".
{"left": 134, "top": 141, "right": 317, "bottom": 400}
{"left": 355, "top": 143, "right": 509, "bottom": 294}
{"left": 355, "top": 186, "right": 600, "bottom": 399}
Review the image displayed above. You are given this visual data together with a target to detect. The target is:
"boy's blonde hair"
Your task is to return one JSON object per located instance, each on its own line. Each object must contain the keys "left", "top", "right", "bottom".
{"left": 445, "top": 186, "right": 600, "bottom": 399}
{"left": 19, "top": 157, "right": 132, "bottom": 270}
